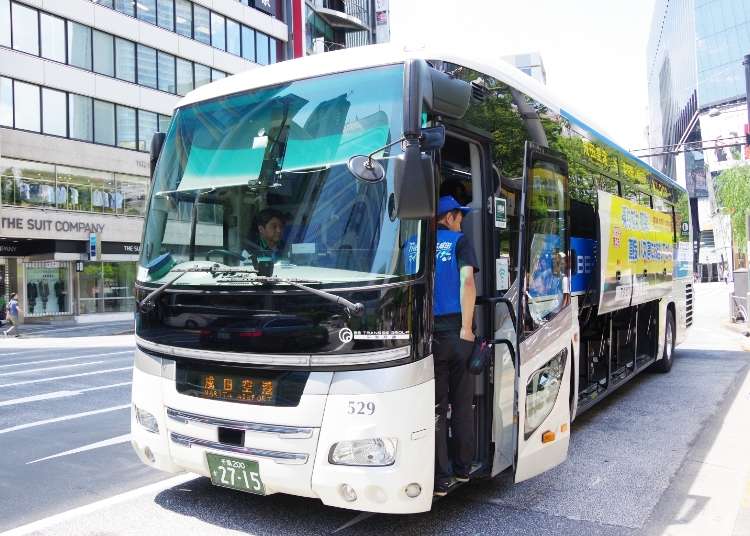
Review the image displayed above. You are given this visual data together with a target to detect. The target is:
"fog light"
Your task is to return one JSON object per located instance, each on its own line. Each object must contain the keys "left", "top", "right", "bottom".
{"left": 144, "top": 446, "right": 155, "bottom": 463}
{"left": 134, "top": 405, "right": 159, "bottom": 434}
{"left": 339, "top": 484, "right": 357, "bottom": 502}
{"left": 405, "top": 483, "right": 422, "bottom": 498}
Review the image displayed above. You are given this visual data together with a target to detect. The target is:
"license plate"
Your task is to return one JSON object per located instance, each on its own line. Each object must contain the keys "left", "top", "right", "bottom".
{"left": 206, "top": 453, "right": 265, "bottom": 495}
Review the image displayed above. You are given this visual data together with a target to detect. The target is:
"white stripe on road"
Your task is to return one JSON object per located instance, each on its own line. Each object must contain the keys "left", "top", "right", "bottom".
{"left": 0, "top": 474, "right": 194, "bottom": 536}
{"left": 20, "top": 324, "right": 131, "bottom": 335}
{"left": 0, "top": 350, "right": 132, "bottom": 369}
{"left": 0, "top": 404, "right": 130, "bottom": 435}
{"left": 0, "top": 367, "right": 132, "bottom": 388}
{"left": 0, "top": 382, "right": 132, "bottom": 407}
{"left": 0, "top": 360, "right": 109, "bottom": 377}
{"left": 27, "top": 434, "right": 132, "bottom": 464}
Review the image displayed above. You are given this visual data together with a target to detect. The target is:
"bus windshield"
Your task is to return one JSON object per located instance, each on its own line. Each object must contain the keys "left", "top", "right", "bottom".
{"left": 140, "top": 64, "right": 423, "bottom": 286}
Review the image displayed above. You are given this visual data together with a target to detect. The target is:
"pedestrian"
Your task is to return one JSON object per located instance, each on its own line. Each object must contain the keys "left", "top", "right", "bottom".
{"left": 4, "top": 293, "right": 19, "bottom": 337}
{"left": 432, "top": 195, "right": 479, "bottom": 496}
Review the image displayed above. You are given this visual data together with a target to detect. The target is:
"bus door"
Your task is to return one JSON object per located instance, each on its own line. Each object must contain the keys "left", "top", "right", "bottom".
{"left": 512, "top": 143, "right": 574, "bottom": 482}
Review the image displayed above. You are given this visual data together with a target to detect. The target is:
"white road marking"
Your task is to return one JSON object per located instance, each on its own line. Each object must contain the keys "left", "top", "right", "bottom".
{"left": 0, "top": 366, "right": 132, "bottom": 387}
{"left": 0, "top": 474, "right": 194, "bottom": 536}
{"left": 27, "top": 434, "right": 132, "bottom": 464}
{"left": 0, "top": 404, "right": 130, "bottom": 435}
{"left": 0, "top": 350, "right": 132, "bottom": 369}
{"left": 0, "top": 382, "right": 132, "bottom": 407}
{"left": 0, "top": 360, "right": 108, "bottom": 377}
{"left": 21, "top": 324, "right": 131, "bottom": 335}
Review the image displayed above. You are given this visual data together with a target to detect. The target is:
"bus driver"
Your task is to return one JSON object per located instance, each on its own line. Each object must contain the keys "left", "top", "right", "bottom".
{"left": 432, "top": 195, "right": 479, "bottom": 496}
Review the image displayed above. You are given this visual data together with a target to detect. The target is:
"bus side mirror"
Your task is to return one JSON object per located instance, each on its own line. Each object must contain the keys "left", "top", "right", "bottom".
{"left": 150, "top": 132, "right": 166, "bottom": 181}
{"left": 392, "top": 137, "right": 436, "bottom": 219}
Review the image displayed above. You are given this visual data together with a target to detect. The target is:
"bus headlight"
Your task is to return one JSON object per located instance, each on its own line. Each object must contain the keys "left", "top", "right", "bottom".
{"left": 328, "top": 438, "right": 397, "bottom": 466}
{"left": 524, "top": 349, "right": 567, "bottom": 438}
{"left": 134, "top": 405, "right": 159, "bottom": 434}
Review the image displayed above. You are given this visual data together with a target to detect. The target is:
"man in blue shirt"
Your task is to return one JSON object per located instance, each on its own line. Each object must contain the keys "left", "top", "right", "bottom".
{"left": 433, "top": 196, "right": 479, "bottom": 496}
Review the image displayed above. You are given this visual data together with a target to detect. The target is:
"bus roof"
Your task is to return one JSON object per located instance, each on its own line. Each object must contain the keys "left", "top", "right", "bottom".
{"left": 177, "top": 42, "right": 684, "bottom": 193}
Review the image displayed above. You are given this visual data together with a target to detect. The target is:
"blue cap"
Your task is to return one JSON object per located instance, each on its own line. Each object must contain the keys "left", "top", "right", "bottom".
{"left": 437, "top": 195, "right": 471, "bottom": 217}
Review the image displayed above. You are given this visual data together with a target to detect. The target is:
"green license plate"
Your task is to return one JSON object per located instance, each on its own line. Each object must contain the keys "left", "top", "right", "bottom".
{"left": 206, "top": 453, "right": 265, "bottom": 495}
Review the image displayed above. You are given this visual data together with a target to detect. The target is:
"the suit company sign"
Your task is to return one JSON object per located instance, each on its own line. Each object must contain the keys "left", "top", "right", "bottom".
{"left": 1, "top": 216, "right": 104, "bottom": 234}
{"left": 0, "top": 208, "right": 141, "bottom": 241}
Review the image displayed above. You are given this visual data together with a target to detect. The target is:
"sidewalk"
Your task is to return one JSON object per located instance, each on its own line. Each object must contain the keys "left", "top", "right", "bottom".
{"left": 4, "top": 319, "right": 134, "bottom": 339}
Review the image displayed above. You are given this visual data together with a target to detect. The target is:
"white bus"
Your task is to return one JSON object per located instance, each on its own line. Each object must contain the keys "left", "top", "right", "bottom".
{"left": 130, "top": 41, "right": 693, "bottom": 514}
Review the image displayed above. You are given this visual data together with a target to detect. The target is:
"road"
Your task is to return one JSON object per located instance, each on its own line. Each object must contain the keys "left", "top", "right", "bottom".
{"left": 0, "top": 283, "right": 749, "bottom": 535}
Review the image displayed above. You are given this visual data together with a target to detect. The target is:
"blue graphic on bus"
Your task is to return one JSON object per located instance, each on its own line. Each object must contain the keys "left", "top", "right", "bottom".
{"left": 571, "top": 237, "right": 596, "bottom": 294}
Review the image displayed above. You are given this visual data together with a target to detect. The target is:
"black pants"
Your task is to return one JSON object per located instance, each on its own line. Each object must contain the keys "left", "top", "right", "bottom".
{"left": 434, "top": 330, "right": 475, "bottom": 479}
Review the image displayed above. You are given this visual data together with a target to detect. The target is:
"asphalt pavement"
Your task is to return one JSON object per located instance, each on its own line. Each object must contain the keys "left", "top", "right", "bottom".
{"left": 0, "top": 284, "right": 748, "bottom": 535}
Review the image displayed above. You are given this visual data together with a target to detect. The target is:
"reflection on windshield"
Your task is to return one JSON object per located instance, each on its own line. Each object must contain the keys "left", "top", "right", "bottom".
{"left": 140, "top": 65, "right": 423, "bottom": 285}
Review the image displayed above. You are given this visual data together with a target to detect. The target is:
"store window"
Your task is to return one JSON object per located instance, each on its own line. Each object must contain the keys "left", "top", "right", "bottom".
{"left": 24, "top": 262, "right": 72, "bottom": 316}
{"left": 117, "top": 173, "right": 148, "bottom": 215}
{"left": 0, "top": 158, "right": 55, "bottom": 208}
{"left": 79, "top": 262, "right": 136, "bottom": 314}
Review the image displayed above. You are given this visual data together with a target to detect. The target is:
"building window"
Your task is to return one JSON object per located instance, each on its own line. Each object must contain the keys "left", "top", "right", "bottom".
{"left": 158, "top": 114, "right": 170, "bottom": 133}
{"left": 211, "top": 69, "right": 225, "bottom": 82}
{"left": 137, "top": 44, "right": 157, "bottom": 89}
{"left": 117, "top": 173, "right": 148, "bottom": 215}
{"left": 136, "top": 0, "right": 156, "bottom": 24}
{"left": 93, "top": 0, "right": 113, "bottom": 7}
{"left": 269, "top": 37, "right": 277, "bottom": 64}
{"left": 93, "top": 30, "right": 115, "bottom": 77}
{"left": 79, "top": 262, "right": 136, "bottom": 314}
{"left": 25, "top": 262, "right": 72, "bottom": 317}
{"left": 114, "top": 0, "right": 134, "bottom": 17}
{"left": 0, "top": 0, "right": 10, "bottom": 48}
{"left": 157, "top": 51, "right": 176, "bottom": 93}
{"left": 115, "top": 37, "right": 136, "bottom": 83}
{"left": 94, "top": 99, "right": 115, "bottom": 145}
{"left": 69, "top": 94, "right": 93, "bottom": 141}
{"left": 0, "top": 77, "right": 12, "bottom": 127}
{"left": 175, "top": 0, "right": 191, "bottom": 37}
{"left": 157, "top": 0, "right": 174, "bottom": 31}
{"left": 256, "top": 31, "right": 269, "bottom": 65}
{"left": 40, "top": 13, "right": 66, "bottom": 63}
{"left": 194, "top": 63, "right": 210, "bottom": 88}
{"left": 14, "top": 81, "right": 40, "bottom": 132}
{"left": 210, "top": 11, "right": 225, "bottom": 50}
{"left": 227, "top": 19, "right": 240, "bottom": 55}
{"left": 42, "top": 88, "right": 67, "bottom": 137}
{"left": 241, "top": 25, "right": 255, "bottom": 61}
{"left": 12, "top": 2, "right": 39, "bottom": 56}
{"left": 68, "top": 21, "right": 93, "bottom": 70}
{"left": 116, "top": 105, "right": 137, "bottom": 149}
{"left": 193, "top": 4, "right": 210, "bottom": 44}
{"left": 138, "top": 110, "right": 158, "bottom": 151}
{"left": 176, "top": 58, "right": 193, "bottom": 96}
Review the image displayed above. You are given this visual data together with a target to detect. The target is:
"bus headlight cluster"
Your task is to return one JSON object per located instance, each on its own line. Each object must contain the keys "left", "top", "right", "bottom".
{"left": 524, "top": 349, "right": 567, "bottom": 438}
{"left": 328, "top": 438, "right": 397, "bottom": 466}
{"left": 134, "top": 405, "right": 159, "bottom": 434}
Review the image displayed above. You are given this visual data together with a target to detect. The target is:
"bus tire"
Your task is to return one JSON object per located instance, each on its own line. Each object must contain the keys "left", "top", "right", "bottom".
{"left": 653, "top": 309, "right": 675, "bottom": 373}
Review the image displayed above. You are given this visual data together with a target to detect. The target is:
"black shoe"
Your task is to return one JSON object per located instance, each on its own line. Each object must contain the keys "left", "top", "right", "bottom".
{"left": 454, "top": 473, "right": 470, "bottom": 483}
{"left": 433, "top": 477, "right": 453, "bottom": 497}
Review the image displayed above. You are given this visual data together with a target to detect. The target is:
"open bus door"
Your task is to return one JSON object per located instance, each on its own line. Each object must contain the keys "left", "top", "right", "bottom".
{"left": 511, "top": 142, "right": 574, "bottom": 482}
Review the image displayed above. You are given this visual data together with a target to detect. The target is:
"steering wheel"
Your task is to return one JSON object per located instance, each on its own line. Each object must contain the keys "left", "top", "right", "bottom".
{"left": 205, "top": 249, "right": 246, "bottom": 263}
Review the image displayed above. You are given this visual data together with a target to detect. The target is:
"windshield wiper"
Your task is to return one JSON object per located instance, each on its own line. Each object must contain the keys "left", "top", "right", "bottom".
{"left": 283, "top": 280, "right": 365, "bottom": 317}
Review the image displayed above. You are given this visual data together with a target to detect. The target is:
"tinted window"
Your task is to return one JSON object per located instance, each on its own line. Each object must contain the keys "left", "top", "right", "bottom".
{"left": 176, "top": 58, "right": 193, "bottom": 96}
{"left": 194, "top": 63, "right": 210, "bottom": 88}
{"left": 211, "top": 12, "right": 225, "bottom": 50}
{"left": 175, "top": 0, "right": 191, "bottom": 37}
{"left": 241, "top": 25, "right": 255, "bottom": 61}
{"left": 116, "top": 105, "right": 137, "bottom": 149}
{"left": 14, "top": 81, "right": 40, "bottom": 132}
{"left": 40, "top": 13, "right": 66, "bottom": 63}
{"left": 157, "top": 51, "right": 176, "bottom": 93}
{"left": 93, "top": 30, "right": 115, "bottom": 77}
{"left": 193, "top": 4, "right": 210, "bottom": 44}
{"left": 115, "top": 38, "right": 136, "bottom": 83}
{"left": 42, "top": 88, "right": 67, "bottom": 136}
{"left": 69, "top": 94, "right": 93, "bottom": 141}
{"left": 68, "top": 22, "right": 92, "bottom": 70}
{"left": 226, "top": 19, "right": 240, "bottom": 55}
{"left": 256, "top": 32, "right": 269, "bottom": 65}
{"left": 269, "top": 37, "right": 277, "bottom": 64}
{"left": 138, "top": 110, "right": 158, "bottom": 151}
{"left": 114, "top": 0, "right": 134, "bottom": 16}
{"left": 0, "top": 77, "right": 12, "bottom": 127}
{"left": 94, "top": 100, "right": 115, "bottom": 145}
{"left": 12, "top": 3, "right": 38, "bottom": 55}
{"left": 0, "top": 0, "right": 9, "bottom": 47}
{"left": 157, "top": 0, "right": 174, "bottom": 30}
{"left": 137, "top": 0, "right": 156, "bottom": 24}
{"left": 137, "top": 44, "right": 157, "bottom": 89}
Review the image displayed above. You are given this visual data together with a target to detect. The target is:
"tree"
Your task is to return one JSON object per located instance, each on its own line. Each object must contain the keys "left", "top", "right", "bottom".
{"left": 715, "top": 164, "right": 750, "bottom": 250}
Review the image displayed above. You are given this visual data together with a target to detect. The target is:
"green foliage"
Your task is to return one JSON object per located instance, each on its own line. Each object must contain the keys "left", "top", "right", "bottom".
{"left": 715, "top": 165, "right": 750, "bottom": 248}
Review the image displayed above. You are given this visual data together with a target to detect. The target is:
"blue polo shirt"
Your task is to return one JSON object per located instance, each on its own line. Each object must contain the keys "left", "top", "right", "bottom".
{"left": 434, "top": 225, "right": 479, "bottom": 332}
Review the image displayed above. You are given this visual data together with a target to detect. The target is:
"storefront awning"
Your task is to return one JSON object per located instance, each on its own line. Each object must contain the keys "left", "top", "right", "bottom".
{"left": 314, "top": 7, "right": 369, "bottom": 32}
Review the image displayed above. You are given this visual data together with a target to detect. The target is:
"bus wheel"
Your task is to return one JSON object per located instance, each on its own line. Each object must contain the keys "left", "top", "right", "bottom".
{"left": 652, "top": 310, "right": 675, "bottom": 373}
